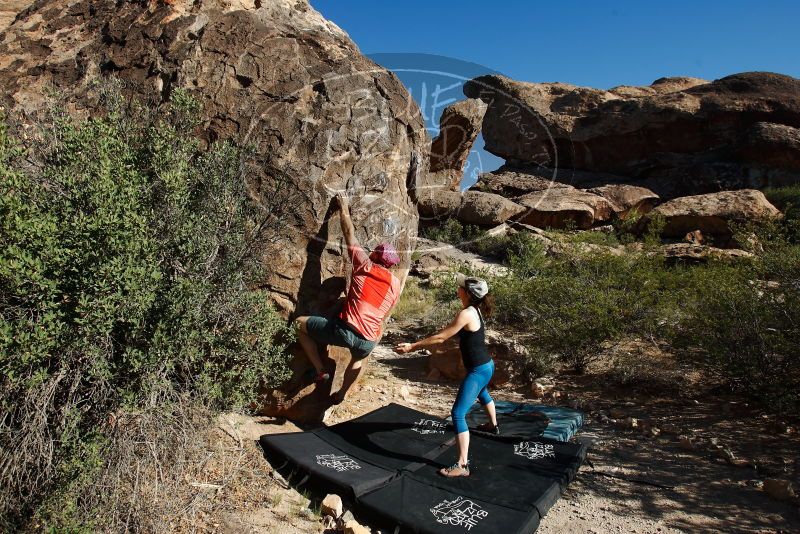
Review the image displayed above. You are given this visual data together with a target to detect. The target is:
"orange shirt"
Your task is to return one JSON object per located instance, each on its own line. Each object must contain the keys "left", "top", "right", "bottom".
{"left": 339, "top": 245, "right": 401, "bottom": 341}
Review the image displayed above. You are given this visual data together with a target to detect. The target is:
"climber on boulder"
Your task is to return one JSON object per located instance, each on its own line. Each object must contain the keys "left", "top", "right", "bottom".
{"left": 295, "top": 194, "right": 402, "bottom": 405}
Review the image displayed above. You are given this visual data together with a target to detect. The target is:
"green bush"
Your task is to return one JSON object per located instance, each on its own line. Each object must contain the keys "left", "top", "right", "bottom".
{"left": 764, "top": 185, "right": 800, "bottom": 243}
{"left": 0, "top": 86, "right": 292, "bottom": 529}
{"left": 674, "top": 244, "right": 800, "bottom": 410}
{"left": 492, "top": 249, "right": 674, "bottom": 372}
{"left": 483, "top": 216, "right": 799, "bottom": 407}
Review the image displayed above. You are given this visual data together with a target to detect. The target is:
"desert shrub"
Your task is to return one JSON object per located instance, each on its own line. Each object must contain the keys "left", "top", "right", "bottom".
{"left": 674, "top": 242, "right": 800, "bottom": 410}
{"left": 421, "top": 219, "right": 511, "bottom": 258}
{"left": 422, "top": 218, "right": 482, "bottom": 245}
{"left": 557, "top": 229, "right": 621, "bottom": 247}
{"left": 492, "top": 244, "right": 675, "bottom": 372}
{"left": 764, "top": 185, "right": 800, "bottom": 243}
{"left": 392, "top": 277, "right": 439, "bottom": 322}
{"left": 0, "top": 86, "right": 292, "bottom": 529}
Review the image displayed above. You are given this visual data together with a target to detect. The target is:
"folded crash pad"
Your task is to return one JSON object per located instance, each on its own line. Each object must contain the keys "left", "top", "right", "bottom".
{"left": 465, "top": 400, "right": 584, "bottom": 442}
{"left": 260, "top": 403, "right": 586, "bottom": 533}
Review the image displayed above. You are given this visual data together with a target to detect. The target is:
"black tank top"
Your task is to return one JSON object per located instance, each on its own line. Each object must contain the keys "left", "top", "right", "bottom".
{"left": 458, "top": 306, "right": 491, "bottom": 369}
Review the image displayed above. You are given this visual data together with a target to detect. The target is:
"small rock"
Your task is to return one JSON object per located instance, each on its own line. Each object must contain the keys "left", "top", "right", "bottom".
{"left": 344, "top": 519, "right": 371, "bottom": 534}
{"left": 341, "top": 510, "right": 355, "bottom": 524}
{"left": 321, "top": 494, "right": 343, "bottom": 518}
{"left": 399, "top": 385, "right": 411, "bottom": 401}
{"left": 717, "top": 447, "right": 736, "bottom": 463}
{"left": 551, "top": 390, "right": 562, "bottom": 399}
{"left": 297, "top": 507, "right": 314, "bottom": 519}
{"left": 531, "top": 382, "right": 547, "bottom": 398}
{"left": 647, "top": 427, "right": 661, "bottom": 438}
{"left": 624, "top": 417, "right": 639, "bottom": 429}
{"left": 746, "top": 479, "right": 764, "bottom": 489}
{"left": 709, "top": 437, "right": 720, "bottom": 447}
{"left": 609, "top": 408, "right": 626, "bottom": 419}
{"left": 763, "top": 479, "right": 796, "bottom": 501}
{"left": 678, "top": 436, "right": 694, "bottom": 451}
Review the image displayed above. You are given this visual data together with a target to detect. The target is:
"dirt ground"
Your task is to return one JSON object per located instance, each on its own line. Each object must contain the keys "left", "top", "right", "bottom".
{"left": 215, "top": 342, "right": 800, "bottom": 533}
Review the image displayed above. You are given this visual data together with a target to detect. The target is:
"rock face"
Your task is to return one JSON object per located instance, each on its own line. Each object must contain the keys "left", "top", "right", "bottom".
{"left": 0, "top": 0, "right": 31, "bottom": 33}
{"left": 515, "top": 189, "right": 614, "bottom": 229}
{"left": 0, "top": 0, "right": 428, "bottom": 421}
{"left": 465, "top": 72, "right": 800, "bottom": 198}
{"left": 645, "top": 189, "right": 782, "bottom": 239}
{"left": 429, "top": 98, "right": 487, "bottom": 190}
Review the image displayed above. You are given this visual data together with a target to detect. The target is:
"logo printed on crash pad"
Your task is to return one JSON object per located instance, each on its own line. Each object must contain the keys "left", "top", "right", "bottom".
{"left": 315, "top": 454, "right": 361, "bottom": 472}
{"left": 412, "top": 418, "right": 447, "bottom": 434}
{"left": 514, "top": 441, "right": 555, "bottom": 460}
{"left": 430, "top": 496, "right": 488, "bottom": 530}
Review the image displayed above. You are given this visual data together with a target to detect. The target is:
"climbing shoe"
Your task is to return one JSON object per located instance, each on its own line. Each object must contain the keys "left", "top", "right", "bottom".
{"left": 314, "top": 370, "right": 331, "bottom": 383}
{"left": 475, "top": 422, "right": 500, "bottom": 435}
{"left": 438, "top": 462, "right": 470, "bottom": 477}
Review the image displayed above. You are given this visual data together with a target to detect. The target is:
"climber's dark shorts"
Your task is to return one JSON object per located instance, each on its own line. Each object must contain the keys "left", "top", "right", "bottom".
{"left": 304, "top": 316, "right": 376, "bottom": 360}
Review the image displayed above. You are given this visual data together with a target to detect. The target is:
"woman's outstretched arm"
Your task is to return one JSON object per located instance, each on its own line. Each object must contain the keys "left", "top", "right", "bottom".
{"left": 395, "top": 308, "right": 472, "bottom": 353}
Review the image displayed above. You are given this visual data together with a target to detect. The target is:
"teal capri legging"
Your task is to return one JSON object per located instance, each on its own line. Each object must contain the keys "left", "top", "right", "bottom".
{"left": 451, "top": 360, "right": 494, "bottom": 434}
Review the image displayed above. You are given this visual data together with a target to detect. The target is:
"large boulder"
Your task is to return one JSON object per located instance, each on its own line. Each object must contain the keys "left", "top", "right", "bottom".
{"left": 475, "top": 169, "right": 575, "bottom": 197}
{"left": 657, "top": 243, "right": 755, "bottom": 264}
{"left": 464, "top": 72, "right": 800, "bottom": 198}
{"left": 457, "top": 190, "right": 526, "bottom": 226}
{"left": 588, "top": 184, "right": 660, "bottom": 219}
{"left": 514, "top": 189, "right": 614, "bottom": 229}
{"left": 426, "top": 329, "right": 529, "bottom": 386}
{"left": 0, "top": 0, "right": 428, "bottom": 421}
{"left": 429, "top": 98, "right": 487, "bottom": 190}
{"left": 645, "top": 189, "right": 782, "bottom": 239}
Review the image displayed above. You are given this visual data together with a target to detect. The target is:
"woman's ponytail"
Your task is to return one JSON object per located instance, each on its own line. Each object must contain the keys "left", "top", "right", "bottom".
{"left": 472, "top": 293, "right": 494, "bottom": 319}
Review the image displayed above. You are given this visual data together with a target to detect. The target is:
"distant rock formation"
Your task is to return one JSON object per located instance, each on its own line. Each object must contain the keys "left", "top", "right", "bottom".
{"left": 464, "top": 72, "right": 800, "bottom": 198}
{"left": 428, "top": 98, "right": 487, "bottom": 190}
{"left": 0, "top": 0, "right": 429, "bottom": 421}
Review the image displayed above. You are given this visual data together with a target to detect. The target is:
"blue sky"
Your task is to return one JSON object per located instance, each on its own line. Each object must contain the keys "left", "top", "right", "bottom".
{"left": 311, "top": 1, "right": 800, "bottom": 186}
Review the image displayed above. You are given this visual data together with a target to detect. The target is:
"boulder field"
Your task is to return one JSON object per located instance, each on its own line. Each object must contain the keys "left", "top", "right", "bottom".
{"left": 421, "top": 71, "right": 797, "bottom": 237}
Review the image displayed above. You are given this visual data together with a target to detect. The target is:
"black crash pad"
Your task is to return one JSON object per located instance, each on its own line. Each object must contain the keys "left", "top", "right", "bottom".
{"left": 259, "top": 403, "right": 586, "bottom": 533}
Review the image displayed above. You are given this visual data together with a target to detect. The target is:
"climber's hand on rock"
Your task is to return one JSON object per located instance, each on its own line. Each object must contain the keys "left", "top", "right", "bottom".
{"left": 395, "top": 342, "right": 413, "bottom": 354}
{"left": 334, "top": 193, "right": 349, "bottom": 211}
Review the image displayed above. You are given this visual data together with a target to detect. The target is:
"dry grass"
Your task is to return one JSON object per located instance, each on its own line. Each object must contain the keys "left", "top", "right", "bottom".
{"left": 24, "top": 392, "right": 287, "bottom": 533}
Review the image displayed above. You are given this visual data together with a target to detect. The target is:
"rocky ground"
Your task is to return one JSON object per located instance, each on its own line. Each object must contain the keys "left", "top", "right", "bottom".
{"left": 208, "top": 334, "right": 799, "bottom": 534}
